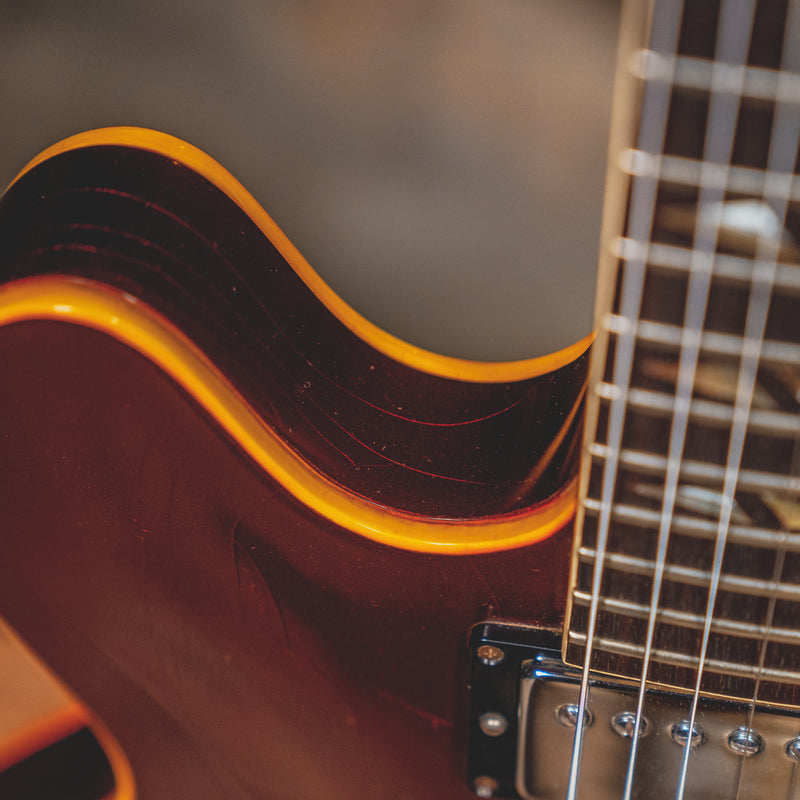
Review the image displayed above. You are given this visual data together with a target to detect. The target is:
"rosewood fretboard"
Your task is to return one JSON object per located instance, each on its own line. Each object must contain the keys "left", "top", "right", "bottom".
{"left": 566, "top": 0, "right": 800, "bottom": 707}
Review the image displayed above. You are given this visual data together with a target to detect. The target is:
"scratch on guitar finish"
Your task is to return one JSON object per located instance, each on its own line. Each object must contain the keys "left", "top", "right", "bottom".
{"left": 466, "top": 559, "right": 504, "bottom": 620}
{"left": 232, "top": 539, "right": 293, "bottom": 653}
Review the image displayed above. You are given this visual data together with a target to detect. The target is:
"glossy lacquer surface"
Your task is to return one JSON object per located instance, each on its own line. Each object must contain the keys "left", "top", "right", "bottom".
{"left": 0, "top": 135, "right": 588, "bottom": 522}
{"left": 0, "top": 131, "right": 585, "bottom": 798}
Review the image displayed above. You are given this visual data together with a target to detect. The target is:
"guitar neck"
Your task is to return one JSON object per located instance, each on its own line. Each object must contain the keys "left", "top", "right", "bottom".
{"left": 566, "top": 0, "right": 800, "bottom": 706}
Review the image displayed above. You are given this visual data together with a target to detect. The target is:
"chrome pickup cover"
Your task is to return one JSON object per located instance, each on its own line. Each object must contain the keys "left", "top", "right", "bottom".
{"left": 468, "top": 624, "right": 800, "bottom": 799}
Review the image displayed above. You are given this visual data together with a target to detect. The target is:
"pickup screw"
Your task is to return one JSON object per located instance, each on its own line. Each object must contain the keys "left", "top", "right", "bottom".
{"left": 479, "top": 712, "right": 508, "bottom": 737}
{"left": 556, "top": 703, "right": 593, "bottom": 729}
{"left": 477, "top": 645, "right": 505, "bottom": 666}
{"left": 785, "top": 738, "right": 800, "bottom": 761}
{"left": 670, "top": 720, "right": 705, "bottom": 749}
{"left": 612, "top": 711, "right": 650, "bottom": 738}
{"left": 472, "top": 775, "right": 499, "bottom": 798}
{"left": 727, "top": 726, "right": 763, "bottom": 757}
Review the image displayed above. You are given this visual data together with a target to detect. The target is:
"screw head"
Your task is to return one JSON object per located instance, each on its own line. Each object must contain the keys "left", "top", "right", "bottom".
{"left": 727, "top": 726, "right": 763, "bottom": 757}
{"left": 555, "top": 703, "right": 593, "bottom": 729}
{"left": 472, "top": 775, "right": 499, "bottom": 798}
{"left": 479, "top": 711, "right": 508, "bottom": 737}
{"left": 476, "top": 644, "right": 505, "bottom": 666}
{"left": 612, "top": 711, "right": 650, "bottom": 739}
{"left": 786, "top": 738, "right": 800, "bottom": 761}
{"left": 670, "top": 720, "right": 705, "bottom": 749}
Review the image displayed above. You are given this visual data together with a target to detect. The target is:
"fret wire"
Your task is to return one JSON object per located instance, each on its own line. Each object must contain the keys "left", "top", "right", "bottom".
{"left": 571, "top": 590, "right": 800, "bottom": 645}
{"left": 603, "top": 314, "right": 800, "bottom": 363}
{"left": 595, "top": 382, "right": 799, "bottom": 435}
{"left": 577, "top": 546, "right": 800, "bottom": 601}
{"left": 612, "top": 239, "right": 800, "bottom": 292}
{"left": 630, "top": 49, "right": 800, "bottom": 104}
{"left": 619, "top": 149, "right": 800, "bottom": 196}
{"left": 582, "top": 499, "right": 797, "bottom": 550}
{"left": 589, "top": 442, "right": 800, "bottom": 494}
{"left": 567, "top": 631, "right": 800, "bottom": 684}
{"left": 568, "top": 2, "right": 685, "bottom": 798}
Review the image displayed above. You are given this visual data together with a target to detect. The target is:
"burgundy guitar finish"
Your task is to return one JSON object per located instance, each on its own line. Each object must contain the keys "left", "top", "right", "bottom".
{"left": 0, "top": 145, "right": 583, "bottom": 798}
{"left": 1, "top": 146, "right": 587, "bottom": 519}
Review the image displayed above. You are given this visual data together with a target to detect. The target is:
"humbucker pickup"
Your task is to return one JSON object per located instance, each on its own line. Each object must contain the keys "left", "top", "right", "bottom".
{"left": 468, "top": 623, "right": 800, "bottom": 799}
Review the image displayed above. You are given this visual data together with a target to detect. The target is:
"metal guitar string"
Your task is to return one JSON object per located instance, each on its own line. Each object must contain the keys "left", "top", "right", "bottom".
{"left": 675, "top": 5, "right": 799, "bottom": 799}
{"left": 623, "top": 2, "right": 756, "bottom": 797}
{"left": 565, "top": 2, "right": 683, "bottom": 798}
{"left": 784, "top": 431, "right": 800, "bottom": 799}
{"left": 734, "top": 7, "right": 800, "bottom": 798}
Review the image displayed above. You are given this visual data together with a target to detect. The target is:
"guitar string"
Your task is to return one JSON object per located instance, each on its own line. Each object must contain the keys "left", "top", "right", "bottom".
{"left": 734, "top": 6, "right": 800, "bottom": 797}
{"left": 622, "top": 1, "right": 757, "bottom": 795}
{"left": 675, "top": 4, "right": 798, "bottom": 798}
{"left": 785, "top": 437, "right": 800, "bottom": 800}
{"left": 565, "top": 2, "right": 683, "bottom": 798}
{"left": 671, "top": 2, "right": 756, "bottom": 797}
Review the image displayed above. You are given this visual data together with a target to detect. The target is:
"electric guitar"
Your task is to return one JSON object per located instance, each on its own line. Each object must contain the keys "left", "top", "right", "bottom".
{"left": 0, "top": 0, "right": 798, "bottom": 798}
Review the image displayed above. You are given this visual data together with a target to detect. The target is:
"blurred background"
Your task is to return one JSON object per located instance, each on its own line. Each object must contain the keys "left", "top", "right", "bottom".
{"left": 0, "top": 0, "right": 620, "bottom": 361}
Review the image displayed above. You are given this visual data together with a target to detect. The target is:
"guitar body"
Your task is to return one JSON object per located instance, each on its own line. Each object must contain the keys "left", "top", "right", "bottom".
{"left": 6, "top": 3, "right": 799, "bottom": 797}
{"left": 0, "top": 131, "right": 587, "bottom": 798}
